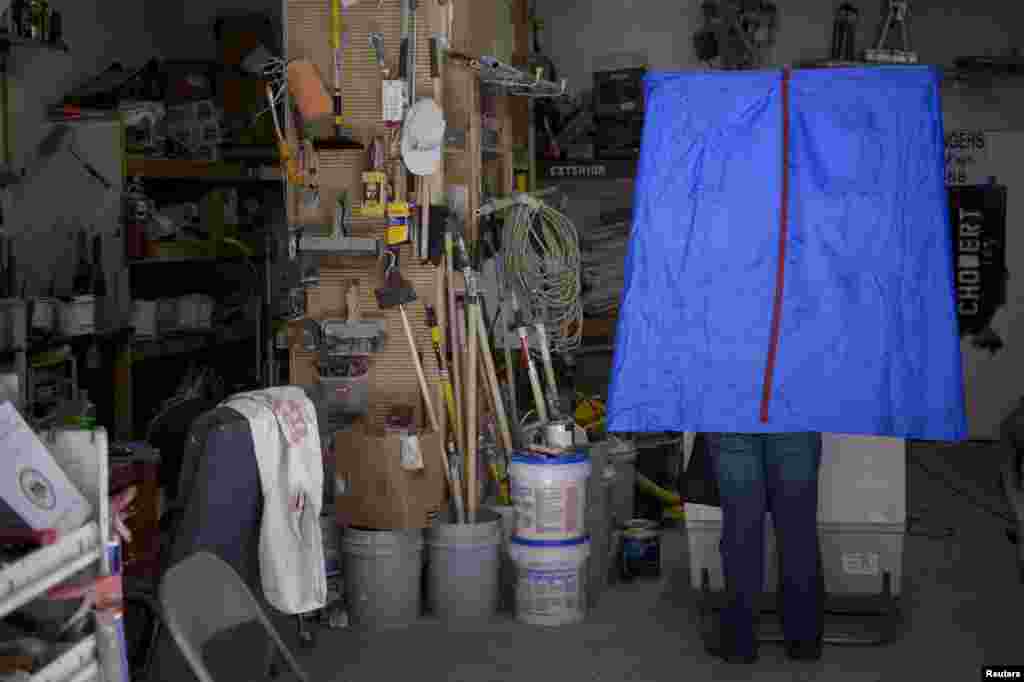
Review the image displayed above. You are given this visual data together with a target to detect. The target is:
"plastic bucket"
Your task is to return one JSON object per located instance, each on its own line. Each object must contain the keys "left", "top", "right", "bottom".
{"left": 620, "top": 519, "right": 661, "bottom": 581}
{"left": 341, "top": 527, "right": 423, "bottom": 630}
{"left": 484, "top": 503, "right": 517, "bottom": 612}
{"left": 510, "top": 451, "right": 591, "bottom": 541}
{"left": 425, "top": 509, "right": 501, "bottom": 623}
{"left": 510, "top": 536, "right": 590, "bottom": 627}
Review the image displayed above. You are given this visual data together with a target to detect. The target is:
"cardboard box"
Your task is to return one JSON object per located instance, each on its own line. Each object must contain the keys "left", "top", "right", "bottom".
{"left": 335, "top": 405, "right": 445, "bottom": 530}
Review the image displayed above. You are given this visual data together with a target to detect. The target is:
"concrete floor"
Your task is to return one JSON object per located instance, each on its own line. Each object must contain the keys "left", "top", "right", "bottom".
{"left": 277, "top": 441, "right": 1020, "bottom": 682}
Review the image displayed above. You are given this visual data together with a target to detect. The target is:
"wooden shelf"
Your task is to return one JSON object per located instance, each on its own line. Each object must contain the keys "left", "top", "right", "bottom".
{"left": 126, "top": 157, "right": 281, "bottom": 183}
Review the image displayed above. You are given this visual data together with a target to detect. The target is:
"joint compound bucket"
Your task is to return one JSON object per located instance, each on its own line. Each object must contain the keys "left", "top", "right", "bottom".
{"left": 510, "top": 536, "right": 590, "bottom": 626}
{"left": 341, "top": 527, "right": 423, "bottom": 630}
{"left": 425, "top": 509, "right": 501, "bottom": 622}
{"left": 511, "top": 451, "right": 591, "bottom": 541}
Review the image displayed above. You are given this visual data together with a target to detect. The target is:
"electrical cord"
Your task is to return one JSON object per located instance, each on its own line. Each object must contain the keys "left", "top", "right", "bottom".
{"left": 501, "top": 195, "right": 582, "bottom": 353}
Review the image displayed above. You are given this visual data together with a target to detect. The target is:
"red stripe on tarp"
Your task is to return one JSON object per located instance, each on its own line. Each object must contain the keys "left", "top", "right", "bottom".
{"left": 760, "top": 68, "right": 792, "bottom": 423}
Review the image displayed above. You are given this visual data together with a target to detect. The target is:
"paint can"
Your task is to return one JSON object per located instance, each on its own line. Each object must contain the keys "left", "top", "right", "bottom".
{"left": 620, "top": 519, "right": 661, "bottom": 581}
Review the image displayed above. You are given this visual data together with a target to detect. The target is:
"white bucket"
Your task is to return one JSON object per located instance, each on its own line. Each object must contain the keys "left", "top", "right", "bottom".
{"left": 60, "top": 296, "right": 95, "bottom": 336}
{"left": 510, "top": 451, "right": 591, "bottom": 541}
{"left": 509, "top": 536, "right": 590, "bottom": 626}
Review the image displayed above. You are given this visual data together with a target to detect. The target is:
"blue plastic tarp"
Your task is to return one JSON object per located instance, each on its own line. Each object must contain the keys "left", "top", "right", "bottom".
{"left": 607, "top": 67, "right": 966, "bottom": 441}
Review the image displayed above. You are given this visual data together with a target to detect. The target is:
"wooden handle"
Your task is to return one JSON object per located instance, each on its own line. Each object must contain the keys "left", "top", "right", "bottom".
{"left": 400, "top": 305, "right": 440, "bottom": 433}
{"left": 477, "top": 312, "right": 513, "bottom": 454}
{"left": 465, "top": 302, "right": 479, "bottom": 521}
{"left": 346, "top": 280, "right": 361, "bottom": 322}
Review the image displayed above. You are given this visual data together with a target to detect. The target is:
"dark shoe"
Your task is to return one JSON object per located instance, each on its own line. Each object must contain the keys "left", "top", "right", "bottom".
{"left": 785, "top": 640, "right": 823, "bottom": 661}
{"left": 704, "top": 640, "right": 758, "bottom": 664}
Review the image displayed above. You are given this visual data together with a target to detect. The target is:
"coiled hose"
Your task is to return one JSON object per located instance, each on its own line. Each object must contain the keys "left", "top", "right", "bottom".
{"left": 501, "top": 194, "right": 582, "bottom": 352}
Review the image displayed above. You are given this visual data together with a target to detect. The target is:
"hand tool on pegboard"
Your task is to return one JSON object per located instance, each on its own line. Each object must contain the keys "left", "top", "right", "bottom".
{"left": 322, "top": 0, "right": 363, "bottom": 149}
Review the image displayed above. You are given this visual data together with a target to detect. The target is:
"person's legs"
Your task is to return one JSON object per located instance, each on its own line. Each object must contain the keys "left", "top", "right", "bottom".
{"left": 708, "top": 433, "right": 768, "bottom": 661}
{"left": 764, "top": 432, "right": 825, "bottom": 659}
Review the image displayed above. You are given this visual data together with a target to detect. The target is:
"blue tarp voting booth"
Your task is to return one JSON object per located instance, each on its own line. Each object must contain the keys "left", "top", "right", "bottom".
{"left": 607, "top": 67, "right": 966, "bottom": 441}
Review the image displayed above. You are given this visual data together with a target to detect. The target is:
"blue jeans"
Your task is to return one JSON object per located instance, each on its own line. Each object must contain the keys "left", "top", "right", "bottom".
{"left": 709, "top": 432, "right": 824, "bottom": 656}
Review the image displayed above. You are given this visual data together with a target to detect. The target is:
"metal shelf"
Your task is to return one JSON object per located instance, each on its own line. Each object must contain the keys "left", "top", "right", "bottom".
{"left": 0, "top": 521, "right": 102, "bottom": 618}
{"left": 31, "top": 636, "right": 98, "bottom": 682}
{"left": 459, "top": 55, "right": 566, "bottom": 98}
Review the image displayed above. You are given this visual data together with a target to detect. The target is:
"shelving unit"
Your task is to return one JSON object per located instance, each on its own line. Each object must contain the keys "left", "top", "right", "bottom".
{"left": 126, "top": 157, "right": 281, "bottom": 183}
{"left": 0, "top": 425, "right": 115, "bottom": 681}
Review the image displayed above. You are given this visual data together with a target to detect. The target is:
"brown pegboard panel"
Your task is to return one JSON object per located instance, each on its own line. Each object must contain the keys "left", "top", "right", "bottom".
{"left": 307, "top": 243, "right": 444, "bottom": 417}
{"left": 286, "top": 0, "right": 436, "bottom": 141}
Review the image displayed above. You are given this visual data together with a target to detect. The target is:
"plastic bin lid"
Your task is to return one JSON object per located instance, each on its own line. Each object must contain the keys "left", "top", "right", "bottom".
{"left": 511, "top": 450, "right": 589, "bottom": 465}
{"left": 510, "top": 535, "right": 591, "bottom": 548}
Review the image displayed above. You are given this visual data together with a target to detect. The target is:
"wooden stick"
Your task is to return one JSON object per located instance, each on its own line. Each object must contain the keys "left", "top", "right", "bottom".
{"left": 399, "top": 304, "right": 440, "bottom": 433}
{"left": 477, "top": 311, "right": 513, "bottom": 454}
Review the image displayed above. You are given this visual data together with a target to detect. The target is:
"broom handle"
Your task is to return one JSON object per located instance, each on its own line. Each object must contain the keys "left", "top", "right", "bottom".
{"left": 534, "top": 322, "right": 561, "bottom": 420}
{"left": 519, "top": 326, "right": 548, "bottom": 424}
{"left": 400, "top": 305, "right": 440, "bottom": 433}
{"left": 477, "top": 312, "right": 513, "bottom": 454}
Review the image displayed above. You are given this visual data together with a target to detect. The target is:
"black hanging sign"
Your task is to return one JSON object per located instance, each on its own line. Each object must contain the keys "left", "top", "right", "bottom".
{"left": 948, "top": 185, "right": 1008, "bottom": 339}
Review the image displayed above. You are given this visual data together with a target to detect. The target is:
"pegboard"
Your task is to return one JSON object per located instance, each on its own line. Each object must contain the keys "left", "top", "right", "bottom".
{"left": 283, "top": 0, "right": 522, "bottom": 439}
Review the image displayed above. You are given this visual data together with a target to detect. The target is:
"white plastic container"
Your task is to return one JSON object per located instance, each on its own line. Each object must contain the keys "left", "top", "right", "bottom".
{"left": 510, "top": 536, "right": 590, "bottom": 626}
{"left": 510, "top": 451, "right": 591, "bottom": 541}
{"left": 60, "top": 296, "right": 95, "bottom": 336}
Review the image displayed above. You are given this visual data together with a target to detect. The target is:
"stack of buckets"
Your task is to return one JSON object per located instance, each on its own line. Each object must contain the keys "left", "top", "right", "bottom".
{"left": 508, "top": 450, "right": 592, "bottom": 626}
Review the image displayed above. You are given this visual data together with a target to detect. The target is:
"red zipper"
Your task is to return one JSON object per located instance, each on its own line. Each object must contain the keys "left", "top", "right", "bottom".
{"left": 760, "top": 68, "right": 792, "bottom": 423}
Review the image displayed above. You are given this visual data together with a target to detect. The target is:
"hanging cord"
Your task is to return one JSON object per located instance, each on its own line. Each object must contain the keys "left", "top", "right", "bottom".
{"left": 253, "top": 57, "right": 290, "bottom": 122}
{"left": 501, "top": 194, "right": 582, "bottom": 352}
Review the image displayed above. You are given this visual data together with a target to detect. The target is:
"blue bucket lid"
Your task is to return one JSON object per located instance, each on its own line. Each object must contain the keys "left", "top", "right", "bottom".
{"left": 511, "top": 449, "right": 589, "bottom": 465}
{"left": 511, "top": 535, "right": 590, "bottom": 548}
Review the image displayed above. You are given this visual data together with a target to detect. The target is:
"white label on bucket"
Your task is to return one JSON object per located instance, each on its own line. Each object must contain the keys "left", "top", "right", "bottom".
{"left": 841, "top": 552, "right": 880, "bottom": 576}
{"left": 520, "top": 569, "right": 581, "bottom": 616}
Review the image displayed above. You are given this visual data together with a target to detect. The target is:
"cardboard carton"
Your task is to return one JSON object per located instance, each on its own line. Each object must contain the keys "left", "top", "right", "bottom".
{"left": 335, "top": 400, "right": 445, "bottom": 530}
